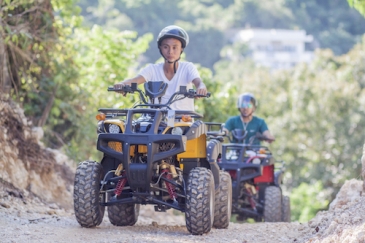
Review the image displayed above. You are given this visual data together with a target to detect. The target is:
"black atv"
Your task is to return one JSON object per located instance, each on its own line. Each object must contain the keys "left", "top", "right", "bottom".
{"left": 73, "top": 82, "right": 232, "bottom": 235}
{"left": 207, "top": 126, "right": 290, "bottom": 222}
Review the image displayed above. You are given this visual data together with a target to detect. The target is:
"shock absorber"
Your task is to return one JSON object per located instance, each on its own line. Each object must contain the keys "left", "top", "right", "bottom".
{"left": 161, "top": 169, "right": 177, "bottom": 200}
{"left": 114, "top": 171, "right": 127, "bottom": 197}
{"left": 245, "top": 184, "right": 257, "bottom": 211}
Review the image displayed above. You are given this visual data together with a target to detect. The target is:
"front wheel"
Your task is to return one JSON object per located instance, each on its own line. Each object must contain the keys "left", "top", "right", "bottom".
{"left": 263, "top": 186, "right": 282, "bottom": 222}
{"left": 185, "top": 167, "right": 215, "bottom": 235}
{"left": 213, "top": 171, "right": 232, "bottom": 229}
{"left": 73, "top": 161, "right": 105, "bottom": 227}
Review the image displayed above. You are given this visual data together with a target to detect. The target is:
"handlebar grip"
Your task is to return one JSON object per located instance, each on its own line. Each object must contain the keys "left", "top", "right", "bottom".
{"left": 195, "top": 92, "right": 211, "bottom": 98}
{"left": 108, "top": 85, "right": 133, "bottom": 93}
{"left": 256, "top": 135, "right": 275, "bottom": 142}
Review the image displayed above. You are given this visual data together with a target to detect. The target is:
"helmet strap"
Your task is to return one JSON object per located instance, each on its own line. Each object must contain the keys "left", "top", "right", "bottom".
{"left": 159, "top": 48, "right": 182, "bottom": 73}
{"left": 173, "top": 58, "right": 180, "bottom": 73}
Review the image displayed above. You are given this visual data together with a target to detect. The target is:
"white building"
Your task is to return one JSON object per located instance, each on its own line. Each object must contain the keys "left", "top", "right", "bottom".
{"left": 231, "top": 28, "right": 314, "bottom": 70}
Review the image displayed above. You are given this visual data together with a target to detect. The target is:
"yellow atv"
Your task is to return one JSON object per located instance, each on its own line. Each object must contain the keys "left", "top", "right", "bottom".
{"left": 73, "top": 82, "right": 232, "bottom": 235}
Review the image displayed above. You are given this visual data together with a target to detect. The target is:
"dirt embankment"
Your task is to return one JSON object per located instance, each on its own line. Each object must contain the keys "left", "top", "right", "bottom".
{"left": 1, "top": 99, "right": 365, "bottom": 243}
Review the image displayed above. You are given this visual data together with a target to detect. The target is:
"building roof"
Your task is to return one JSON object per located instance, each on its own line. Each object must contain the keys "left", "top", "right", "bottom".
{"left": 232, "top": 28, "right": 313, "bottom": 43}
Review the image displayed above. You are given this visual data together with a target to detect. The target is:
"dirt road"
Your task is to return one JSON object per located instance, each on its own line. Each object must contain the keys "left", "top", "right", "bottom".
{"left": 0, "top": 186, "right": 314, "bottom": 243}
{"left": 1, "top": 180, "right": 365, "bottom": 243}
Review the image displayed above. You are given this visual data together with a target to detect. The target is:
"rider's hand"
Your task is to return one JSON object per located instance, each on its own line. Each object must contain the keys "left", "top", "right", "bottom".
{"left": 114, "top": 83, "right": 127, "bottom": 96}
{"left": 265, "top": 138, "right": 275, "bottom": 144}
{"left": 195, "top": 84, "right": 207, "bottom": 98}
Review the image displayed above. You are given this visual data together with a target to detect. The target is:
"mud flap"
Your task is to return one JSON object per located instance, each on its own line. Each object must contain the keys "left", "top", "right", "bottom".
{"left": 274, "top": 170, "right": 284, "bottom": 186}
{"left": 206, "top": 139, "right": 222, "bottom": 190}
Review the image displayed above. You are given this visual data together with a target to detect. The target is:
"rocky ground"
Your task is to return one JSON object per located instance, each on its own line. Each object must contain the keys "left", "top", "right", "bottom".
{"left": 0, "top": 182, "right": 306, "bottom": 243}
{"left": 1, "top": 178, "right": 365, "bottom": 243}
{"left": 1, "top": 100, "right": 365, "bottom": 243}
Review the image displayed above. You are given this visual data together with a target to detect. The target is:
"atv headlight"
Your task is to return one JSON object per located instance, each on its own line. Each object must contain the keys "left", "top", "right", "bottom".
{"left": 109, "top": 124, "right": 121, "bottom": 133}
{"left": 171, "top": 127, "right": 183, "bottom": 135}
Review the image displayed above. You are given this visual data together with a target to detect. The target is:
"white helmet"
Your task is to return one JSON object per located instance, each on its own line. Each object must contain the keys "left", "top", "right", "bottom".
{"left": 237, "top": 93, "right": 257, "bottom": 108}
{"left": 157, "top": 25, "right": 189, "bottom": 48}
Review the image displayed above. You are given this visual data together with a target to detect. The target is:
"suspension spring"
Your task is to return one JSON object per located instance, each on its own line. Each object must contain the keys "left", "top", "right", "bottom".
{"left": 246, "top": 187, "right": 257, "bottom": 210}
{"left": 115, "top": 172, "right": 127, "bottom": 197}
{"left": 162, "top": 169, "right": 177, "bottom": 200}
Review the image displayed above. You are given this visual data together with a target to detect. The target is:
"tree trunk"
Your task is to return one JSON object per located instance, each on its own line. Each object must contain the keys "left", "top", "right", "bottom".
{"left": 0, "top": 17, "right": 11, "bottom": 100}
{"left": 37, "top": 84, "right": 59, "bottom": 127}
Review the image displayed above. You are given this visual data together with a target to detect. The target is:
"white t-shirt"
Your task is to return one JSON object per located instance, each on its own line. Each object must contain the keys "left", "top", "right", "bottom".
{"left": 139, "top": 61, "right": 200, "bottom": 111}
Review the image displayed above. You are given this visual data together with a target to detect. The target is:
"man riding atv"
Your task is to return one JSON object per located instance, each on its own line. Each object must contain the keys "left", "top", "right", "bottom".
{"left": 113, "top": 25, "right": 207, "bottom": 110}
{"left": 223, "top": 93, "right": 275, "bottom": 144}
{"left": 217, "top": 93, "right": 290, "bottom": 222}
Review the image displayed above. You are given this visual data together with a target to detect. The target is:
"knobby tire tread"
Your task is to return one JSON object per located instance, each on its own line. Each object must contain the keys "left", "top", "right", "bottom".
{"left": 73, "top": 161, "right": 105, "bottom": 228}
{"left": 213, "top": 171, "right": 232, "bottom": 229}
{"left": 185, "top": 167, "right": 215, "bottom": 235}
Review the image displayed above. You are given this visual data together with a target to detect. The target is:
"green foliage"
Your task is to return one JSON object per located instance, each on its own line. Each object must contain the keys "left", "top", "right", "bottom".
{"left": 77, "top": 0, "right": 365, "bottom": 62}
{"left": 0, "top": 0, "right": 57, "bottom": 94}
{"left": 0, "top": 0, "right": 83, "bottom": 135}
{"left": 348, "top": 0, "right": 365, "bottom": 16}
{"left": 2, "top": 0, "right": 153, "bottom": 162}
{"left": 63, "top": 26, "right": 152, "bottom": 160}
{"left": 273, "top": 48, "right": 364, "bottom": 193}
{"left": 184, "top": 27, "right": 225, "bottom": 71}
{"left": 228, "top": 0, "right": 293, "bottom": 29}
{"left": 290, "top": 181, "right": 329, "bottom": 222}
{"left": 286, "top": 0, "right": 365, "bottom": 55}
{"left": 200, "top": 59, "right": 259, "bottom": 123}
{"left": 211, "top": 37, "right": 365, "bottom": 221}
{"left": 77, "top": 0, "right": 233, "bottom": 69}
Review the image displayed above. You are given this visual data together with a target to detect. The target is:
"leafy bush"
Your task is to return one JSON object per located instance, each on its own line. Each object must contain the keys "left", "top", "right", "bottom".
{"left": 290, "top": 181, "right": 329, "bottom": 222}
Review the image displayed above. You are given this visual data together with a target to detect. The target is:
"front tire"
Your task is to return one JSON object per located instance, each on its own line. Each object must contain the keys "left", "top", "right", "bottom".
{"left": 108, "top": 203, "right": 140, "bottom": 226}
{"left": 213, "top": 171, "right": 232, "bottom": 229}
{"left": 263, "top": 186, "right": 282, "bottom": 222}
{"left": 185, "top": 167, "right": 215, "bottom": 235}
{"left": 74, "top": 161, "right": 105, "bottom": 227}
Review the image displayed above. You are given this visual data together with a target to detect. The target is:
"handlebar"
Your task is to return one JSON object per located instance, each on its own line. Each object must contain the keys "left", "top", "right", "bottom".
{"left": 230, "top": 130, "right": 275, "bottom": 144}
{"left": 108, "top": 82, "right": 211, "bottom": 109}
{"left": 167, "top": 88, "right": 210, "bottom": 103}
{"left": 108, "top": 83, "right": 137, "bottom": 93}
{"left": 108, "top": 87, "right": 131, "bottom": 92}
{"left": 255, "top": 133, "right": 275, "bottom": 142}
{"left": 108, "top": 83, "right": 149, "bottom": 104}
{"left": 257, "top": 137, "right": 275, "bottom": 143}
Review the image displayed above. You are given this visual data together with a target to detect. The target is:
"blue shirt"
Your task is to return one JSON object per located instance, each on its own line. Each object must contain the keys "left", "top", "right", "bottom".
{"left": 224, "top": 116, "right": 269, "bottom": 145}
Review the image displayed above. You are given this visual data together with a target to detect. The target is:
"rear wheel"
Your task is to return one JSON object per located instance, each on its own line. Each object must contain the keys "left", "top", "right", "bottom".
{"left": 108, "top": 203, "right": 140, "bottom": 226}
{"left": 185, "top": 167, "right": 215, "bottom": 235}
{"left": 213, "top": 171, "right": 232, "bottom": 229}
{"left": 263, "top": 186, "right": 282, "bottom": 222}
{"left": 281, "top": 195, "right": 291, "bottom": 222}
{"left": 73, "top": 161, "right": 105, "bottom": 227}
